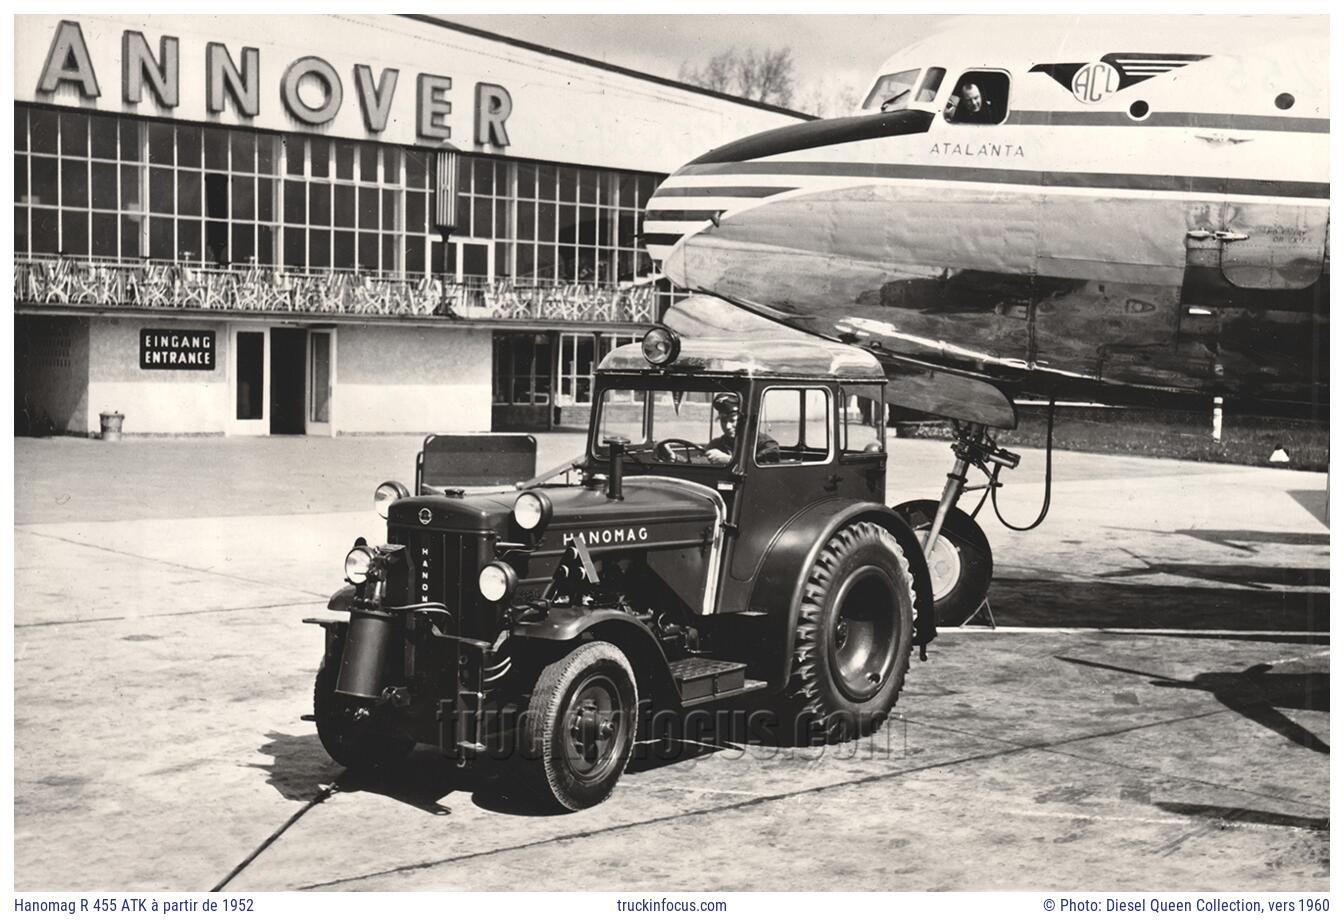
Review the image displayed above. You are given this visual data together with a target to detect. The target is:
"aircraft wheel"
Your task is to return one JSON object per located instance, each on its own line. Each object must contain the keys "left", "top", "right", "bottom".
{"left": 894, "top": 499, "right": 993, "bottom": 626}
{"left": 791, "top": 522, "right": 916, "bottom": 742}
{"left": 518, "top": 641, "right": 638, "bottom": 812}
{"left": 313, "top": 657, "right": 415, "bottom": 772}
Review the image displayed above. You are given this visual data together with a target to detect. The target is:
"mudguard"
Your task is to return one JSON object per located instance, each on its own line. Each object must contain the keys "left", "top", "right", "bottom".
{"left": 747, "top": 501, "right": 935, "bottom": 691}
{"left": 327, "top": 584, "right": 356, "bottom": 611}
{"left": 511, "top": 607, "right": 680, "bottom": 708}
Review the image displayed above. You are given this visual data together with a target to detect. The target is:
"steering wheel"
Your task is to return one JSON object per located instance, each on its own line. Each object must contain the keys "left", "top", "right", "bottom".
{"left": 654, "top": 438, "right": 708, "bottom": 463}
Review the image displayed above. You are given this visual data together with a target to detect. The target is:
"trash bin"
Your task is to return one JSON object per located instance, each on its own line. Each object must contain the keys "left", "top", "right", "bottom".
{"left": 99, "top": 411, "right": 124, "bottom": 442}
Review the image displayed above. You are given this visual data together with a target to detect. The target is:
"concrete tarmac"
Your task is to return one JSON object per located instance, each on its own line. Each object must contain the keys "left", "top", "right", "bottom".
{"left": 12, "top": 433, "right": 1329, "bottom": 891}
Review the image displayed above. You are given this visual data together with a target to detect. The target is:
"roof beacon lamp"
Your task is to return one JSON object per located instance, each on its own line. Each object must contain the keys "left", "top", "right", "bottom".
{"left": 641, "top": 326, "right": 681, "bottom": 366}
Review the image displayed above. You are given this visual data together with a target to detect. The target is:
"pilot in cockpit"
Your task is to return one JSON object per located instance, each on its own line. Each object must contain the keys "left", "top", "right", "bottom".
{"left": 948, "top": 81, "right": 998, "bottom": 124}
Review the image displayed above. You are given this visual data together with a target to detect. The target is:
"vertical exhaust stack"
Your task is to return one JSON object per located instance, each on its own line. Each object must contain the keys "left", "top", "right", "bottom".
{"left": 603, "top": 436, "right": 629, "bottom": 501}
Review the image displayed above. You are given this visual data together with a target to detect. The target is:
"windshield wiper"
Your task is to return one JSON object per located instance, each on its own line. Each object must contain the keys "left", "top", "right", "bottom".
{"left": 880, "top": 89, "right": 911, "bottom": 111}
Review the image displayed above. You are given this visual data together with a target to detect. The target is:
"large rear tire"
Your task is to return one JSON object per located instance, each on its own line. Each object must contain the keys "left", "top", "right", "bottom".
{"left": 313, "top": 658, "right": 415, "bottom": 773}
{"left": 792, "top": 521, "right": 916, "bottom": 742}
{"left": 518, "top": 641, "right": 638, "bottom": 812}
{"left": 894, "top": 499, "right": 993, "bottom": 626}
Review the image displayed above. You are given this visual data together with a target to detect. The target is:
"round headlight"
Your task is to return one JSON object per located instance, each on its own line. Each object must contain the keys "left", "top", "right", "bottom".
{"left": 374, "top": 480, "right": 409, "bottom": 519}
{"left": 344, "top": 545, "right": 377, "bottom": 584}
{"left": 478, "top": 562, "right": 517, "bottom": 603}
{"left": 513, "top": 491, "right": 551, "bottom": 530}
{"left": 641, "top": 326, "right": 681, "bottom": 366}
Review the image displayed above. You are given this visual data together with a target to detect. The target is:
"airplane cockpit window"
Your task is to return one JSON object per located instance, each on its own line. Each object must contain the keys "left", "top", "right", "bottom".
{"left": 863, "top": 68, "right": 921, "bottom": 112}
{"left": 944, "top": 70, "right": 1010, "bottom": 125}
{"left": 915, "top": 67, "right": 946, "bottom": 103}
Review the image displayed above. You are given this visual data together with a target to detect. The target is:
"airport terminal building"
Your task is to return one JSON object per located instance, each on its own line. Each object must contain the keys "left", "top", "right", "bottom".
{"left": 14, "top": 14, "right": 807, "bottom": 436}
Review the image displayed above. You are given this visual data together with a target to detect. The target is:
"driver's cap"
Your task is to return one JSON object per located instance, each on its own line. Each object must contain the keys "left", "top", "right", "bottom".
{"left": 712, "top": 392, "right": 740, "bottom": 414}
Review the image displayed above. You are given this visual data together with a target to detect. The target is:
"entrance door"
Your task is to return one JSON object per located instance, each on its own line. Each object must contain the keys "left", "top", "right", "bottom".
{"left": 270, "top": 328, "right": 307, "bottom": 435}
{"left": 229, "top": 326, "right": 269, "bottom": 436}
{"left": 307, "top": 330, "right": 334, "bottom": 436}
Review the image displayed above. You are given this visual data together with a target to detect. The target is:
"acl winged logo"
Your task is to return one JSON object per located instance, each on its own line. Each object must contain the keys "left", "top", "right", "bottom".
{"left": 1031, "top": 53, "right": 1209, "bottom": 104}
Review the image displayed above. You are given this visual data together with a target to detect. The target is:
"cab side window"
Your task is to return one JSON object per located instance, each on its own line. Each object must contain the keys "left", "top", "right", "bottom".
{"left": 840, "top": 385, "right": 885, "bottom": 455}
{"left": 757, "top": 387, "right": 831, "bottom": 465}
{"left": 944, "top": 70, "right": 1010, "bottom": 125}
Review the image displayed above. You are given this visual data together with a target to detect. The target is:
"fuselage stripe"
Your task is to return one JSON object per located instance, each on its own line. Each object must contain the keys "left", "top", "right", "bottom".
{"left": 1003, "top": 110, "right": 1329, "bottom": 132}
{"left": 675, "top": 161, "right": 1329, "bottom": 199}
{"left": 642, "top": 210, "right": 721, "bottom": 222}
{"left": 646, "top": 186, "right": 798, "bottom": 198}
{"left": 643, "top": 233, "right": 685, "bottom": 247}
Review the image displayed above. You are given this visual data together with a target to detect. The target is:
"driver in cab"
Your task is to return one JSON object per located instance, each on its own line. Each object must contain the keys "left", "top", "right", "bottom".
{"left": 705, "top": 393, "right": 781, "bottom": 465}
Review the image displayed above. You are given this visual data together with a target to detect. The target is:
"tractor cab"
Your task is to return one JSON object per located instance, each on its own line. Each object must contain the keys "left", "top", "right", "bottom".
{"left": 591, "top": 329, "right": 891, "bottom": 615}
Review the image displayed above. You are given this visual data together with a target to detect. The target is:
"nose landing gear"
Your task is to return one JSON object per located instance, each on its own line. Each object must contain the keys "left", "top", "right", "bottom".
{"left": 895, "top": 422, "right": 1020, "bottom": 627}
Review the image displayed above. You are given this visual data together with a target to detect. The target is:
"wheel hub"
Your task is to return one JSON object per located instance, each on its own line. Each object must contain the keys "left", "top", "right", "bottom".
{"left": 561, "top": 677, "right": 624, "bottom": 779}
{"left": 829, "top": 566, "right": 900, "bottom": 702}
{"left": 925, "top": 532, "right": 962, "bottom": 602}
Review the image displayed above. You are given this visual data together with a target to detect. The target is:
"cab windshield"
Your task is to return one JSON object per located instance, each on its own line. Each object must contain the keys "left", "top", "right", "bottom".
{"left": 592, "top": 385, "right": 741, "bottom": 468}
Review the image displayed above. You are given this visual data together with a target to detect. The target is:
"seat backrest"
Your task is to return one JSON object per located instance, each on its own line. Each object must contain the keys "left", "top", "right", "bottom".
{"left": 417, "top": 434, "right": 538, "bottom": 492}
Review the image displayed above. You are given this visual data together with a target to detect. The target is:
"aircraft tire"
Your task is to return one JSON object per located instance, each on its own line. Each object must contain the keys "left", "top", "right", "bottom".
{"left": 790, "top": 522, "right": 916, "bottom": 743}
{"left": 894, "top": 499, "right": 994, "bottom": 626}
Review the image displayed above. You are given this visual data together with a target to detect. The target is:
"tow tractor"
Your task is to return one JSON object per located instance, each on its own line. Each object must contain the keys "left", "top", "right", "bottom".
{"left": 307, "top": 323, "right": 938, "bottom": 810}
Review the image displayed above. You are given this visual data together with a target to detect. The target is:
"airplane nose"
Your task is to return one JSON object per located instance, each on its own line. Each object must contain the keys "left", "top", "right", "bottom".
{"left": 642, "top": 110, "right": 933, "bottom": 282}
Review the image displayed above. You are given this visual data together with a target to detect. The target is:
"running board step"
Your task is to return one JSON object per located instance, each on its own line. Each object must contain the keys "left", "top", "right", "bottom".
{"left": 670, "top": 657, "right": 758, "bottom": 704}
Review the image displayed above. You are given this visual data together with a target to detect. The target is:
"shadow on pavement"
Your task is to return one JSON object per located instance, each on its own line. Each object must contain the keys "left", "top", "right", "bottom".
{"left": 254, "top": 731, "right": 342, "bottom": 801}
{"left": 1171, "top": 529, "right": 1330, "bottom": 553}
{"left": 1289, "top": 490, "right": 1328, "bottom": 527}
{"left": 988, "top": 577, "right": 1328, "bottom": 635}
{"left": 1154, "top": 801, "right": 1329, "bottom": 831}
{"left": 1057, "top": 657, "right": 1329, "bottom": 754}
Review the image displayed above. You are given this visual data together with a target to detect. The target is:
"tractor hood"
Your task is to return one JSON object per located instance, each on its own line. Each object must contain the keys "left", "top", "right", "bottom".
{"left": 532, "top": 477, "right": 720, "bottom": 554}
{"left": 386, "top": 478, "right": 720, "bottom": 551}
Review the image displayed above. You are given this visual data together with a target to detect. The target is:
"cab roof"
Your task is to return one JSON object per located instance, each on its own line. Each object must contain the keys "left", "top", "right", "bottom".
{"left": 599, "top": 336, "right": 886, "bottom": 381}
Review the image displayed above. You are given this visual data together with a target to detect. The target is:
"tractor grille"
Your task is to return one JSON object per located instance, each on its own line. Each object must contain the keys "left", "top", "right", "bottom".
{"left": 390, "top": 527, "right": 480, "bottom": 622}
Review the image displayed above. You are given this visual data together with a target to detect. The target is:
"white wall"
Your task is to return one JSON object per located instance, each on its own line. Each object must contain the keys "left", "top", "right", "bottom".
{"left": 85, "top": 317, "right": 230, "bottom": 435}
{"left": 15, "top": 14, "right": 805, "bottom": 174}
{"left": 332, "top": 325, "right": 491, "bottom": 434}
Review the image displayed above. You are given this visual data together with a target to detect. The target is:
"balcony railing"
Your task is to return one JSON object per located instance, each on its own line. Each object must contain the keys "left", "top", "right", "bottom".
{"left": 14, "top": 255, "right": 660, "bottom": 325}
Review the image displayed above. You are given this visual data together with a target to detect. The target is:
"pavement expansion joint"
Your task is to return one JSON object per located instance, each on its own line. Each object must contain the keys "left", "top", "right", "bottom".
{"left": 906, "top": 704, "right": 1327, "bottom": 810}
{"left": 17, "top": 599, "right": 329, "bottom": 630}
{"left": 19, "top": 529, "right": 331, "bottom": 599}
{"left": 295, "top": 740, "right": 1039, "bottom": 890}
{"left": 293, "top": 692, "right": 1325, "bottom": 890}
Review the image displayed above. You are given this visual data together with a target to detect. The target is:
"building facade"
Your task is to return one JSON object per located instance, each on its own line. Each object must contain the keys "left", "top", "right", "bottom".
{"left": 14, "top": 14, "right": 807, "bottom": 436}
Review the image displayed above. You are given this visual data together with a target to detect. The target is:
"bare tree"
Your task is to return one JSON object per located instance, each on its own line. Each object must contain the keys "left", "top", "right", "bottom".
{"left": 679, "top": 46, "right": 795, "bottom": 107}
{"left": 796, "top": 79, "right": 861, "bottom": 118}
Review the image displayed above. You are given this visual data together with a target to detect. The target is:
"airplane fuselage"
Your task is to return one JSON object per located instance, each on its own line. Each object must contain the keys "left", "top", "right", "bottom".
{"left": 646, "top": 21, "right": 1329, "bottom": 412}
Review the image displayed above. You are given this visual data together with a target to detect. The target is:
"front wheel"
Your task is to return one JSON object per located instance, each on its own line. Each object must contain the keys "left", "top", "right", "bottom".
{"left": 518, "top": 641, "right": 638, "bottom": 811}
{"left": 894, "top": 499, "right": 993, "bottom": 626}
{"left": 791, "top": 521, "right": 916, "bottom": 742}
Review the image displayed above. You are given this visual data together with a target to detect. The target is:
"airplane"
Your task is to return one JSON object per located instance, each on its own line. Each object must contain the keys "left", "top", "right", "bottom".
{"left": 641, "top": 15, "right": 1329, "bottom": 624}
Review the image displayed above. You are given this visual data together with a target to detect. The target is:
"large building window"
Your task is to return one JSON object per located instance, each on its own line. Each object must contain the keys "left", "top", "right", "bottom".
{"left": 558, "top": 332, "right": 640, "bottom": 405}
{"left": 16, "top": 103, "right": 667, "bottom": 291}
